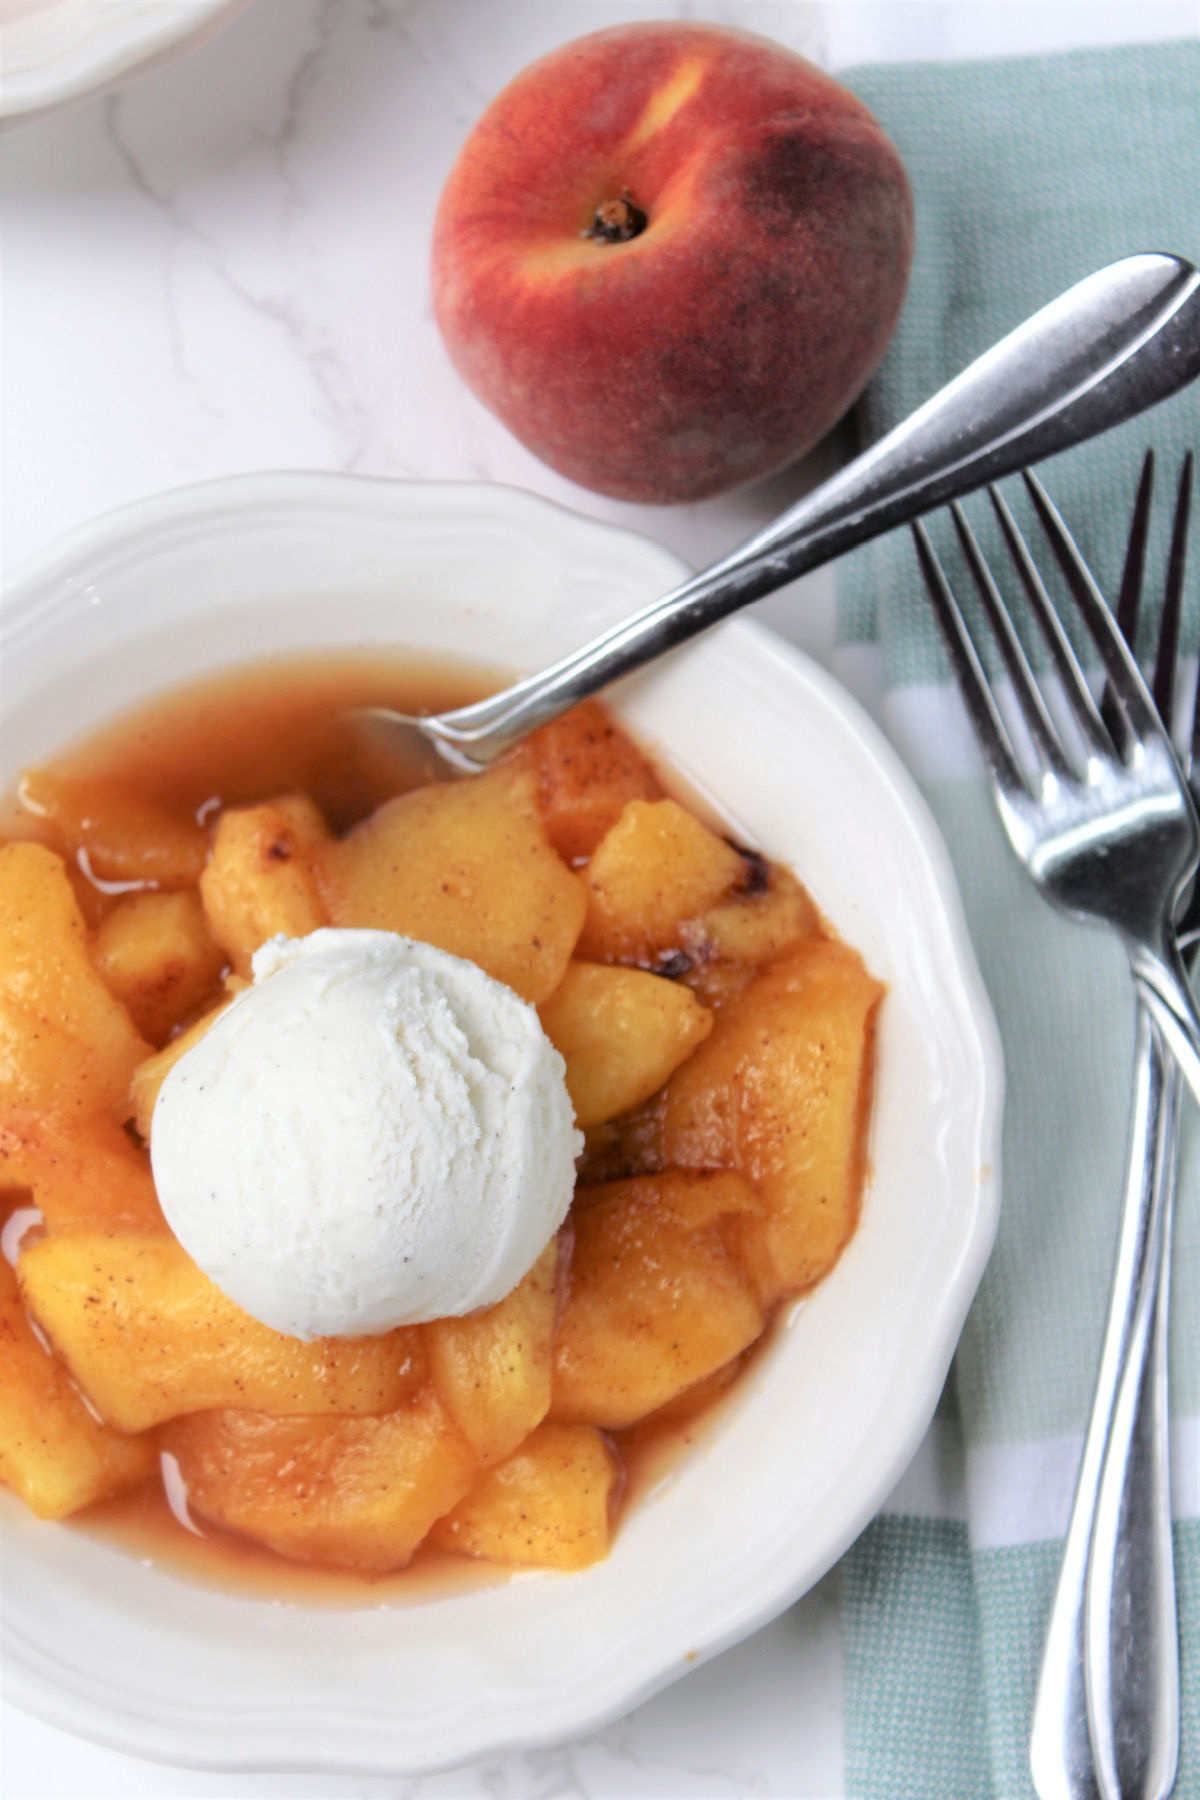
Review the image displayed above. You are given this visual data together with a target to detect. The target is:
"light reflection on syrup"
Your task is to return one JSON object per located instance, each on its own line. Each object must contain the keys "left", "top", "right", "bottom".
{"left": 1, "top": 1204, "right": 44, "bottom": 1269}
{"left": 76, "top": 845, "right": 158, "bottom": 896}
{"left": 159, "top": 1451, "right": 204, "bottom": 1537}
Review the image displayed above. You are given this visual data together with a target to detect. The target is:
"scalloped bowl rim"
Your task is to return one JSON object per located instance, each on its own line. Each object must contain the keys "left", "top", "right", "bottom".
{"left": 0, "top": 0, "right": 249, "bottom": 120}
{"left": 0, "top": 473, "right": 1004, "bottom": 1775}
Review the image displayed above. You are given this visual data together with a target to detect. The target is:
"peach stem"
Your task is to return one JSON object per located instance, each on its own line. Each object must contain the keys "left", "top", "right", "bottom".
{"left": 585, "top": 196, "right": 647, "bottom": 243}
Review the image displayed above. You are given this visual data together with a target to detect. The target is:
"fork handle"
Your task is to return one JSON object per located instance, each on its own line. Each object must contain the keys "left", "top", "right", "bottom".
{"left": 1030, "top": 1004, "right": 1179, "bottom": 1800}
{"left": 1132, "top": 940, "right": 1200, "bottom": 1117}
{"left": 1085, "top": 1025, "right": 1179, "bottom": 1800}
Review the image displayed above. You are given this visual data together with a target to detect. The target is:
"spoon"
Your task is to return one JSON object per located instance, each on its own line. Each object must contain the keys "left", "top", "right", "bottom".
{"left": 356, "top": 252, "right": 1200, "bottom": 780}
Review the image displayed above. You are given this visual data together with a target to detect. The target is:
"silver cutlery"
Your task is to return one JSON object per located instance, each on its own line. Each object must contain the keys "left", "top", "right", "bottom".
{"left": 1030, "top": 450, "right": 1193, "bottom": 1800}
{"left": 910, "top": 471, "right": 1200, "bottom": 1107}
{"left": 910, "top": 466, "right": 1195, "bottom": 1800}
{"left": 355, "top": 252, "right": 1200, "bottom": 781}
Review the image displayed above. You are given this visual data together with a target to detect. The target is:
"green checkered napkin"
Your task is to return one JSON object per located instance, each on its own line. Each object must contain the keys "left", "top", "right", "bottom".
{"left": 834, "top": 44, "right": 1200, "bottom": 1800}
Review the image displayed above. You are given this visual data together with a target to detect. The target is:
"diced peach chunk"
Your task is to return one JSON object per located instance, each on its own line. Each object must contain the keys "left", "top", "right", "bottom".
{"left": 129, "top": 991, "right": 237, "bottom": 1140}
{"left": 91, "top": 889, "right": 225, "bottom": 1044}
{"left": 427, "top": 1240, "right": 558, "bottom": 1466}
{"left": 662, "top": 935, "right": 883, "bottom": 1302}
{"left": 320, "top": 767, "right": 586, "bottom": 1003}
{"left": 430, "top": 1421, "right": 617, "bottom": 1570}
{"left": 17, "top": 1232, "right": 426, "bottom": 1431}
{"left": 200, "top": 794, "right": 330, "bottom": 977}
{"left": 19, "top": 769, "right": 208, "bottom": 888}
{"left": 0, "top": 1243, "right": 154, "bottom": 1519}
{"left": 539, "top": 961, "right": 712, "bottom": 1127}
{"left": 551, "top": 1169, "right": 764, "bottom": 1429}
{"left": 0, "top": 843, "right": 151, "bottom": 1122}
{"left": 509, "top": 699, "right": 663, "bottom": 862}
{"left": 0, "top": 1009, "right": 117, "bottom": 1128}
{"left": 162, "top": 1394, "right": 478, "bottom": 1571}
{"left": 576, "top": 800, "right": 747, "bottom": 964}
{"left": 0, "top": 1111, "right": 163, "bottom": 1233}
{"left": 698, "top": 862, "right": 816, "bottom": 964}
{"left": 682, "top": 862, "right": 819, "bottom": 1007}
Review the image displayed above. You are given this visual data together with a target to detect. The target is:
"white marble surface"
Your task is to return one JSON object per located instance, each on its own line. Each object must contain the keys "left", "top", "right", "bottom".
{"left": 1, "top": 2, "right": 1197, "bottom": 1794}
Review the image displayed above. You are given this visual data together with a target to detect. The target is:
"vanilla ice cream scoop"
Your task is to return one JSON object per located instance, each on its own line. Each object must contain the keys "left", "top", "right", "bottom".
{"left": 150, "top": 929, "right": 582, "bottom": 1340}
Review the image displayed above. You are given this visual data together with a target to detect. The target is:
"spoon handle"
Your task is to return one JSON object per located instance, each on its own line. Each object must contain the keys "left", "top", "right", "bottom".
{"left": 437, "top": 252, "right": 1200, "bottom": 763}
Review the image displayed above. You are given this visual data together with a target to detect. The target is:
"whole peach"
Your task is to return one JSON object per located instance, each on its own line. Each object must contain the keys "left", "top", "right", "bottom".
{"left": 432, "top": 23, "right": 914, "bottom": 504}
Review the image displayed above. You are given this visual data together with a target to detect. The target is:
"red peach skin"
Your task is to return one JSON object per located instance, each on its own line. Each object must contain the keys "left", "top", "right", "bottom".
{"left": 432, "top": 23, "right": 913, "bottom": 504}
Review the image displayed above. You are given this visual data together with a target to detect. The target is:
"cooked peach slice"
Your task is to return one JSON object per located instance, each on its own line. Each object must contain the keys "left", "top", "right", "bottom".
{"left": 18, "top": 768, "right": 207, "bottom": 888}
{"left": 0, "top": 1244, "right": 154, "bottom": 1519}
{"left": 551, "top": 1169, "right": 764, "bottom": 1429}
{"left": 91, "top": 889, "right": 225, "bottom": 1044}
{"left": 0, "top": 843, "right": 151, "bottom": 1121}
{"left": 0, "top": 1009, "right": 122, "bottom": 1128}
{"left": 698, "top": 861, "right": 816, "bottom": 964}
{"left": 162, "top": 1394, "right": 478, "bottom": 1571}
{"left": 427, "top": 1240, "right": 558, "bottom": 1466}
{"left": 17, "top": 1233, "right": 426, "bottom": 1431}
{"left": 662, "top": 934, "right": 882, "bottom": 1302}
{"left": 200, "top": 794, "right": 330, "bottom": 977}
{"left": 0, "top": 1111, "right": 163, "bottom": 1233}
{"left": 509, "top": 699, "right": 663, "bottom": 862}
{"left": 128, "top": 990, "right": 238, "bottom": 1140}
{"left": 430, "top": 1421, "right": 617, "bottom": 1570}
{"left": 539, "top": 961, "right": 712, "bottom": 1127}
{"left": 576, "top": 800, "right": 746, "bottom": 964}
{"left": 321, "top": 767, "right": 586, "bottom": 1003}
{"left": 682, "top": 862, "right": 819, "bottom": 1008}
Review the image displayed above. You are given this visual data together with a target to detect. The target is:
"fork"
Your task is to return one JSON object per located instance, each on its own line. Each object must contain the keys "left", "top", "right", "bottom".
{"left": 911, "top": 466, "right": 1196, "bottom": 1800}
{"left": 911, "top": 478, "right": 1200, "bottom": 1114}
{"left": 1028, "top": 452, "right": 1193, "bottom": 1800}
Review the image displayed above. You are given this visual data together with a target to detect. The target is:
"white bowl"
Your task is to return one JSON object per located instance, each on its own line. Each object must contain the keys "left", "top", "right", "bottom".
{"left": 0, "top": 474, "right": 1003, "bottom": 1775}
{"left": 0, "top": 0, "right": 248, "bottom": 122}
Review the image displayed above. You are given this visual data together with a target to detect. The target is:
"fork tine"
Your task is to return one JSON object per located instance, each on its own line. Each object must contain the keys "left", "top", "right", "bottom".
{"left": 1022, "top": 470, "right": 1166, "bottom": 752}
{"left": 911, "top": 520, "right": 1027, "bottom": 798}
{"left": 1117, "top": 450, "right": 1157, "bottom": 649}
{"left": 1101, "top": 450, "right": 1156, "bottom": 738}
{"left": 1166, "top": 452, "right": 1199, "bottom": 769}
{"left": 1151, "top": 454, "right": 1189, "bottom": 724}
{"left": 988, "top": 483, "right": 1114, "bottom": 759}
{"left": 948, "top": 503, "right": 1073, "bottom": 778}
